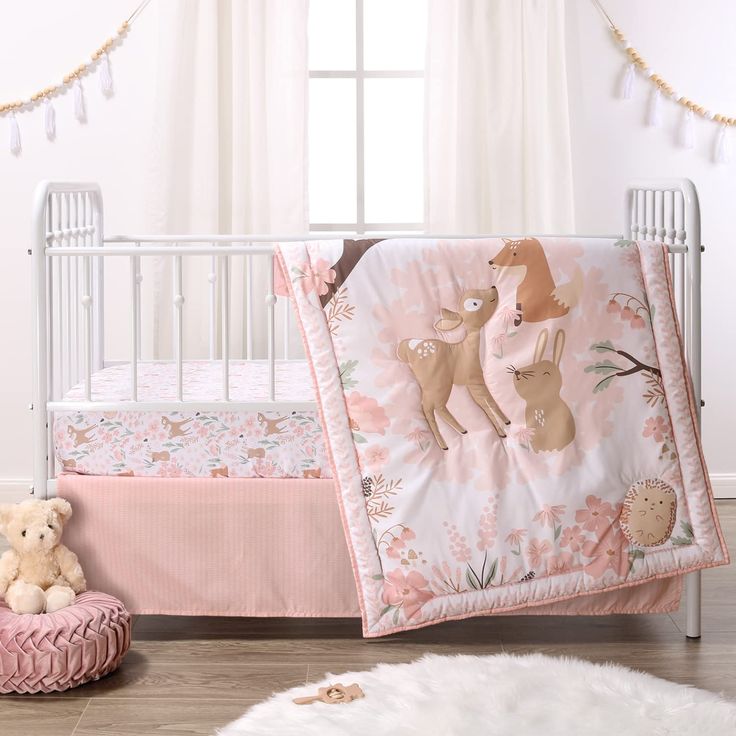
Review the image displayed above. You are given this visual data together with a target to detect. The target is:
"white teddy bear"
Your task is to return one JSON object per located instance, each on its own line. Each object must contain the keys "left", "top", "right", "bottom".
{"left": 0, "top": 498, "right": 86, "bottom": 614}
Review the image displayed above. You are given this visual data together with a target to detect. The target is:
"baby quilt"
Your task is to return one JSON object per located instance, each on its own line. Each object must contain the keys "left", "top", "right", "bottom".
{"left": 276, "top": 237, "right": 728, "bottom": 637}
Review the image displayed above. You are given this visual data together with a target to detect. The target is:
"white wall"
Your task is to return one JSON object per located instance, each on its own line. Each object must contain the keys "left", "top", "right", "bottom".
{"left": 566, "top": 0, "right": 736, "bottom": 496}
{"left": 1, "top": 1, "right": 734, "bottom": 498}
{"left": 0, "top": 2, "right": 159, "bottom": 495}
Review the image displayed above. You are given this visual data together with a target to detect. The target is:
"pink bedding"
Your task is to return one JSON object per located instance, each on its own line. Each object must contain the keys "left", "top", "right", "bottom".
{"left": 277, "top": 236, "right": 728, "bottom": 636}
{"left": 54, "top": 360, "right": 331, "bottom": 479}
{"left": 57, "top": 474, "right": 682, "bottom": 618}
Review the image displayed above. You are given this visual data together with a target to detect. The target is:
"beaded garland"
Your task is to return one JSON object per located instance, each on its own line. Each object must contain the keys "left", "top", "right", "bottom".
{"left": 2, "top": 1, "right": 150, "bottom": 154}
{"left": 594, "top": 0, "right": 733, "bottom": 162}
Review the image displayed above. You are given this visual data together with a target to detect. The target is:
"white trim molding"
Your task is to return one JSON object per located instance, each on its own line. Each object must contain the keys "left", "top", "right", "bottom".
{"left": 0, "top": 479, "right": 34, "bottom": 504}
{"left": 710, "top": 473, "right": 736, "bottom": 500}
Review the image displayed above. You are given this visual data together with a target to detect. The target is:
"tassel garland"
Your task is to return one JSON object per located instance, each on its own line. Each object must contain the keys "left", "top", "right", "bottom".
{"left": 99, "top": 53, "right": 113, "bottom": 95}
{"left": 679, "top": 108, "right": 695, "bottom": 149}
{"left": 9, "top": 113, "right": 21, "bottom": 154}
{"left": 715, "top": 123, "right": 731, "bottom": 164}
{"left": 647, "top": 87, "right": 662, "bottom": 127}
{"left": 44, "top": 99, "right": 56, "bottom": 140}
{"left": 0, "top": 0, "right": 150, "bottom": 153}
{"left": 620, "top": 62, "right": 636, "bottom": 100}
{"left": 73, "top": 80, "right": 86, "bottom": 123}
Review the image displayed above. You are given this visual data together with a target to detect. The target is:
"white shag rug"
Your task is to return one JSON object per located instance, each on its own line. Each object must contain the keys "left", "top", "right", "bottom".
{"left": 219, "top": 653, "right": 736, "bottom": 736}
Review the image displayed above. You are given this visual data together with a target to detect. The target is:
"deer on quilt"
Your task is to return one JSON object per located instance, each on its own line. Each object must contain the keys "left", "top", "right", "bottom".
{"left": 397, "top": 286, "right": 510, "bottom": 450}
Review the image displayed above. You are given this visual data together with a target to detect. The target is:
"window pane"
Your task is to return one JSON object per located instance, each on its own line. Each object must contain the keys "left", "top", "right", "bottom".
{"left": 364, "top": 0, "right": 426, "bottom": 71}
{"left": 308, "top": 0, "right": 356, "bottom": 70}
{"left": 309, "top": 79, "right": 357, "bottom": 224}
{"left": 364, "top": 78, "right": 423, "bottom": 224}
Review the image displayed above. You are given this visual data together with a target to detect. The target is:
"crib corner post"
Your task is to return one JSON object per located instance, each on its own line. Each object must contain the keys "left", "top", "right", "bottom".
{"left": 685, "top": 571, "right": 702, "bottom": 639}
{"left": 32, "top": 182, "right": 50, "bottom": 500}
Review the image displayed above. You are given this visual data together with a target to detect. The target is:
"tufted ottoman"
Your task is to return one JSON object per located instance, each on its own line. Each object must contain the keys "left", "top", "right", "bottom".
{"left": 0, "top": 591, "right": 131, "bottom": 694}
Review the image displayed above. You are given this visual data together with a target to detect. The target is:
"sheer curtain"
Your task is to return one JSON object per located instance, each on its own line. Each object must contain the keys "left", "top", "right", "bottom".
{"left": 145, "top": 0, "right": 308, "bottom": 359}
{"left": 425, "top": 0, "right": 574, "bottom": 233}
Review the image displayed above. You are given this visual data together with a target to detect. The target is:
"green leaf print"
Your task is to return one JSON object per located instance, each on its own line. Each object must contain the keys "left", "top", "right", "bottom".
{"left": 585, "top": 360, "right": 623, "bottom": 375}
{"left": 590, "top": 340, "right": 615, "bottom": 353}
{"left": 339, "top": 360, "right": 359, "bottom": 390}
{"left": 614, "top": 239, "right": 635, "bottom": 248}
{"left": 593, "top": 376, "right": 616, "bottom": 393}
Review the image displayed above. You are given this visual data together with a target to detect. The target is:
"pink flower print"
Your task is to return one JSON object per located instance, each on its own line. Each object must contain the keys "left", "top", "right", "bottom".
{"left": 559, "top": 525, "right": 585, "bottom": 552}
{"left": 643, "top": 415, "right": 669, "bottom": 443}
{"left": 364, "top": 445, "right": 389, "bottom": 468}
{"left": 514, "top": 426, "right": 535, "bottom": 447}
{"left": 575, "top": 495, "right": 616, "bottom": 535}
{"left": 606, "top": 299, "right": 621, "bottom": 314}
{"left": 498, "top": 306, "right": 522, "bottom": 330}
{"left": 505, "top": 528, "right": 527, "bottom": 546}
{"left": 382, "top": 569, "right": 434, "bottom": 620}
{"left": 400, "top": 527, "right": 416, "bottom": 542}
{"left": 385, "top": 535, "right": 406, "bottom": 559}
{"left": 620, "top": 305, "right": 634, "bottom": 321}
{"left": 630, "top": 314, "right": 646, "bottom": 329}
{"left": 546, "top": 551, "right": 574, "bottom": 576}
{"left": 533, "top": 504, "right": 566, "bottom": 528}
{"left": 490, "top": 333, "right": 507, "bottom": 353}
{"left": 444, "top": 522, "right": 472, "bottom": 563}
{"left": 296, "top": 258, "right": 336, "bottom": 296}
{"left": 346, "top": 392, "right": 390, "bottom": 435}
{"left": 582, "top": 527, "right": 629, "bottom": 580}
{"left": 527, "top": 538, "right": 552, "bottom": 569}
{"left": 254, "top": 460, "right": 280, "bottom": 477}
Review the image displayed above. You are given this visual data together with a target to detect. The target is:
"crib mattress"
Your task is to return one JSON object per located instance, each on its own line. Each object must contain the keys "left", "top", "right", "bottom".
{"left": 54, "top": 360, "right": 332, "bottom": 479}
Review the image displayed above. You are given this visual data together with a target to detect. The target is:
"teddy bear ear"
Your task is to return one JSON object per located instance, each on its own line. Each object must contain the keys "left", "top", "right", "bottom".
{"left": 0, "top": 504, "right": 11, "bottom": 534}
{"left": 48, "top": 498, "right": 73, "bottom": 523}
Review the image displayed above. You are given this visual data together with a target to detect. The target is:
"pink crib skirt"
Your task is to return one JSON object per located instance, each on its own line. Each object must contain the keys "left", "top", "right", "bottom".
{"left": 57, "top": 475, "right": 681, "bottom": 618}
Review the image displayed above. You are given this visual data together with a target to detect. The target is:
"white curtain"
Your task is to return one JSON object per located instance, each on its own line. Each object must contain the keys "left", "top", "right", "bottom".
{"left": 425, "top": 0, "right": 575, "bottom": 233}
{"left": 145, "top": 0, "right": 308, "bottom": 359}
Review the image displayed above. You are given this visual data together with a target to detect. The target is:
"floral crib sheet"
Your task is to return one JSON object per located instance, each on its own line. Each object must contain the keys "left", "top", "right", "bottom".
{"left": 54, "top": 360, "right": 331, "bottom": 479}
{"left": 276, "top": 236, "right": 728, "bottom": 637}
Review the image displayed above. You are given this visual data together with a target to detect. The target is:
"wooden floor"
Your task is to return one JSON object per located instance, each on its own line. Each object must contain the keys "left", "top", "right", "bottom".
{"left": 1, "top": 501, "right": 734, "bottom": 736}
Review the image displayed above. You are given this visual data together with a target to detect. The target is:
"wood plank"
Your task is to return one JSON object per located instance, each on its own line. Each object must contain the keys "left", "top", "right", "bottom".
{"left": 0, "top": 697, "right": 89, "bottom": 736}
{"left": 73, "top": 698, "right": 253, "bottom": 736}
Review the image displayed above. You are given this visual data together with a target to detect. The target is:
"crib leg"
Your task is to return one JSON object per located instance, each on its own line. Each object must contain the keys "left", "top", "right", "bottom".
{"left": 685, "top": 570, "right": 702, "bottom": 639}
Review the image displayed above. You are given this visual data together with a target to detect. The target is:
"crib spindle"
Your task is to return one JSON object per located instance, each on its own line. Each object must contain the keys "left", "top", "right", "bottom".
{"left": 246, "top": 252, "right": 253, "bottom": 361}
{"left": 130, "top": 255, "right": 139, "bottom": 401}
{"left": 208, "top": 251, "right": 217, "bottom": 361}
{"left": 267, "top": 254, "right": 276, "bottom": 401}
{"left": 174, "top": 254, "right": 184, "bottom": 401}
{"left": 82, "top": 255, "right": 93, "bottom": 401}
{"left": 221, "top": 254, "right": 230, "bottom": 401}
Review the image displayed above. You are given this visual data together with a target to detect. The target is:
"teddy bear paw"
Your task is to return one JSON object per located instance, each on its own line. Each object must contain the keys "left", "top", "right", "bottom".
{"left": 7, "top": 581, "right": 46, "bottom": 615}
{"left": 44, "top": 585, "right": 76, "bottom": 613}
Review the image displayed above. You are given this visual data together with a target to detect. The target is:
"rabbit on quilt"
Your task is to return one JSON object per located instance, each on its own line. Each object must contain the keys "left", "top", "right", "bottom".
{"left": 509, "top": 328, "right": 575, "bottom": 452}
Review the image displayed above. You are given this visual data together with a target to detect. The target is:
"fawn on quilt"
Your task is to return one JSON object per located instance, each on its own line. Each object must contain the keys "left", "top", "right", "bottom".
{"left": 276, "top": 237, "right": 728, "bottom": 637}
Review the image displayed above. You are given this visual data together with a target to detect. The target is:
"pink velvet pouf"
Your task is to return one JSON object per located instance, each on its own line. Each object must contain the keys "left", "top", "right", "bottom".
{"left": 0, "top": 591, "right": 131, "bottom": 694}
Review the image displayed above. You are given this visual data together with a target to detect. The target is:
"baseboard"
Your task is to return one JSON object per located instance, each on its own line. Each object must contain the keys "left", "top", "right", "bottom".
{"left": 1, "top": 474, "right": 735, "bottom": 502}
{"left": 710, "top": 473, "right": 736, "bottom": 500}
{"left": 0, "top": 480, "right": 33, "bottom": 504}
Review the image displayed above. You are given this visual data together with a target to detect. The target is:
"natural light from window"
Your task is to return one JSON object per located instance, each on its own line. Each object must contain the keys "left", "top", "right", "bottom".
{"left": 308, "top": 0, "right": 426, "bottom": 231}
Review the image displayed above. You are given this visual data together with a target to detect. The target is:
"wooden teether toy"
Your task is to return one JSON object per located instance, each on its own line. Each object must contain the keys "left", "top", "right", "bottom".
{"left": 293, "top": 683, "right": 364, "bottom": 705}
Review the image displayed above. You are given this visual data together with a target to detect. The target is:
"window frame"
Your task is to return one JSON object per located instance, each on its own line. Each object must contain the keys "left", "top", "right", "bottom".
{"left": 308, "top": 0, "right": 425, "bottom": 234}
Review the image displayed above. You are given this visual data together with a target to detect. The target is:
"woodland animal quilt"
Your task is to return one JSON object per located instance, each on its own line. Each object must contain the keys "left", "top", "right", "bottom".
{"left": 276, "top": 237, "right": 728, "bottom": 637}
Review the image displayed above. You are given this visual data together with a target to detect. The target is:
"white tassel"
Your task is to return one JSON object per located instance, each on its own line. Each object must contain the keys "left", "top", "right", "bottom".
{"left": 679, "top": 108, "right": 695, "bottom": 149}
{"left": 99, "top": 52, "right": 113, "bottom": 95}
{"left": 647, "top": 87, "right": 662, "bottom": 127}
{"left": 74, "top": 79, "right": 86, "bottom": 123}
{"left": 44, "top": 99, "right": 56, "bottom": 140}
{"left": 9, "top": 113, "right": 21, "bottom": 154}
{"left": 715, "top": 123, "right": 731, "bottom": 164}
{"left": 620, "top": 62, "right": 636, "bottom": 99}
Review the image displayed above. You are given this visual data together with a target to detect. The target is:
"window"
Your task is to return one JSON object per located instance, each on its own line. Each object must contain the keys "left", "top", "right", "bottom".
{"left": 308, "top": 0, "right": 426, "bottom": 233}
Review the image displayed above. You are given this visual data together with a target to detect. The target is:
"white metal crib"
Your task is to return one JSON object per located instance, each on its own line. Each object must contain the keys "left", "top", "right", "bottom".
{"left": 30, "top": 177, "right": 704, "bottom": 637}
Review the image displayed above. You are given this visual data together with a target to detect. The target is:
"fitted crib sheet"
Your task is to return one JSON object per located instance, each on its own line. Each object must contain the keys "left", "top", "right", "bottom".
{"left": 54, "top": 360, "right": 332, "bottom": 479}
